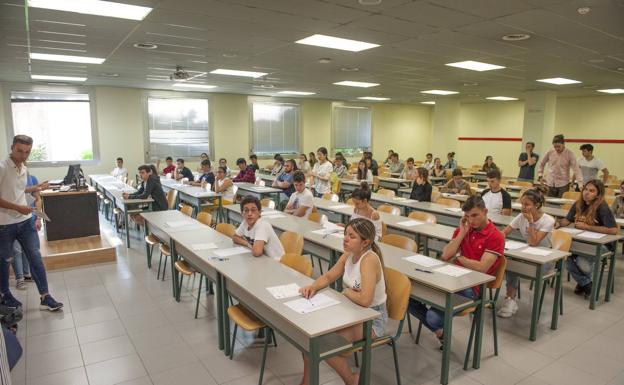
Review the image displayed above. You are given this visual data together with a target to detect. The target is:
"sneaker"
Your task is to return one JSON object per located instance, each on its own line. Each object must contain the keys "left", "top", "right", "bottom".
{"left": 40, "top": 295, "right": 63, "bottom": 311}
{"left": 1, "top": 292, "right": 22, "bottom": 309}
{"left": 574, "top": 284, "right": 584, "bottom": 295}
{"left": 582, "top": 282, "right": 593, "bottom": 299}
{"left": 23, "top": 275, "right": 33, "bottom": 282}
{"left": 16, "top": 279, "right": 26, "bottom": 290}
{"left": 497, "top": 297, "right": 519, "bottom": 318}
{"left": 437, "top": 335, "right": 444, "bottom": 351}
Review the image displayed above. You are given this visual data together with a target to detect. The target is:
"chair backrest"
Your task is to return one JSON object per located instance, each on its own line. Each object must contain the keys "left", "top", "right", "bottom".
{"left": 308, "top": 212, "right": 326, "bottom": 223}
{"left": 180, "top": 204, "right": 193, "bottom": 217}
{"left": 381, "top": 221, "right": 387, "bottom": 237}
{"left": 561, "top": 203, "right": 572, "bottom": 211}
{"left": 562, "top": 191, "right": 580, "bottom": 200}
{"left": 166, "top": 189, "right": 178, "bottom": 210}
{"left": 280, "top": 231, "right": 304, "bottom": 255}
{"left": 435, "top": 197, "right": 461, "bottom": 208}
{"left": 373, "top": 176, "right": 380, "bottom": 191}
{"left": 551, "top": 229, "right": 572, "bottom": 252}
{"left": 377, "top": 204, "right": 401, "bottom": 216}
{"left": 383, "top": 267, "right": 411, "bottom": 321}
{"left": 261, "top": 198, "right": 275, "bottom": 209}
{"left": 380, "top": 171, "right": 391, "bottom": 177}
{"left": 444, "top": 169, "right": 453, "bottom": 180}
{"left": 377, "top": 188, "right": 395, "bottom": 198}
{"left": 605, "top": 196, "right": 615, "bottom": 206}
{"left": 488, "top": 255, "right": 507, "bottom": 289}
{"left": 322, "top": 193, "right": 339, "bottom": 202}
{"left": 216, "top": 223, "right": 236, "bottom": 238}
{"left": 431, "top": 190, "right": 441, "bottom": 203}
{"left": 346, "top": 198, "right": 355, "bottom": 206}
{"left": 408, "top": 211, "right": 437, "bottom": 224}
{"left": 380, "top": 234, "right": 418, "bottom": 252}
{"left": 196, "top": 212, "right": 212, "bottom": 226}
{"left": 280, "top": 253, "right": 313, "bottom": 277}
{"left": 512, "top": 180, "right": 533, "bottom": 188}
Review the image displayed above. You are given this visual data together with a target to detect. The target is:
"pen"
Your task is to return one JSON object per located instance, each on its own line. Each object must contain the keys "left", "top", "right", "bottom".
{"left": 415, "top": 268, "right": 433, "bottom": 274}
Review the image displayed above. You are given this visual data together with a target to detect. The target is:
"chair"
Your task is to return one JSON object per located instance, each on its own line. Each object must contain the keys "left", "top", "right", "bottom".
{"left": 378, "top": 204, "right": 401, "bottom": 216}
{"left": 380, "top": 234, "right": 417, "bottom": 253}
{"left": 512, "top": 180, "right": 533, "bottom": 188}
{"left": 279, "top": 231, "right": 304, "bottom": 255}
{"left": 535, "top": 230, "right": 572, "bottom": 316}
{"left": 444, "top": 169, "right": 453, "bottom": 180}
{"left": 561, "top": 203, "right": 573, "bottom": 211}
{"left": 373, "top": 176, "right": 380, "bottom": 191}
{"left": 280, "top": 253, "right": 313, "bottom": 277}
{"left": 381, "top": 221, "right": 388, "bottom": 237}
{"left": 436, "top": 197, "right": 461, "bottom": 208}
{"left": 605, "top": 196, "right": 615, "bottom": 206}
{"left": 144, "top": 233, "right": 162, "bottom": 269}
{"left": 322, "top": 193, "right": 339, "bottom": 202}
{"left": 431, "top": 190, "right": 441, "bottom": 203}
{"left": 408, "top": 211, "right": 437, "bottom": 224}
{"left": 197, "top": 212, "right": 212, "bottom": 226}
{"left": 307, "top": 212, "right": 326, "bottom": 223}
{"left": 180, "top": 204, "right": 194, "bottom": 217}
{"left": 562, "top": 191, "right": 580, "bottom": 200}
{"left": 166, "top": 189, "right": 178, "bottom": 210}
{"left": 216, "top": 223, "right": 236, "bottom": 238}
{"left": 605, "top": 187, "right": 615, "bottom": 196}
{"left": 261, "top": 198, "right": 275, "bottom": 210}
{"left": 157, "top": 243, "right": 171, "bottom": 281}
{"left": 346, "top": 198, "right": 355, "bottom": 206}
{"left": 377, "top": 188, "right": 395, "bottom": 198}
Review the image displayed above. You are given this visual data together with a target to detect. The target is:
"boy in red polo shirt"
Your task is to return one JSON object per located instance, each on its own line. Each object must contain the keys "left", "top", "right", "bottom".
{"left": 408, "top": 195, "right": 503, "bottom": 349}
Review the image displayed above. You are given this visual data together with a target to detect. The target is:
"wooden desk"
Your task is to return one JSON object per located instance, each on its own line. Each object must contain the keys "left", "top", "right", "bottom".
{"left": 41, "top": 188, "right": 99, "bottom": 241}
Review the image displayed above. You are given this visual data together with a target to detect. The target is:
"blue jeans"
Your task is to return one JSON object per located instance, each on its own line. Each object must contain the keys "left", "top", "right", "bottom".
{"left": 408, "top": 288, "right": 476, "bottom": 332}
{"left": 566, "top": 255, "right": 594, "bottom": 287}
{"left": 11, "top": 241, "right": 31, "bottom": 280}
{"left": 0, "top": 219, "right": 49, "bottom": 295}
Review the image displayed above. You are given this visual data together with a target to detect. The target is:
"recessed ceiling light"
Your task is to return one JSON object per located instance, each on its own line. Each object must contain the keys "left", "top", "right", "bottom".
{"left": 463, "top": 82, "right": 479, "bottom": 87}
{"left": 420, "top": 90, "right": 458, "bottom": 95}
{"left": 502, "top": 33, "right": 531, "bottom": 41}
{"left": 296, "top": 34, "right": 379, "bottom": 52}
{"left": 30, "top": 52, "right": 105, "bottom": 64}
{"left": 597, "top": 89, "right": 624, "bottom": 94}
{"left": 334, "top": 80, "right": 379, "bottom": 88}
{"left": 317, "top": 57, "right": 332, "bottom": 64}
{"left": 486, "top": 96, "right": 518, "bottom": 101}
{"left": 358, "top": 0, "right": 382, "bottom": 4}
{"left": 618, "top": 67, "right": 624, "bottom": 72}
{"left": 358, "top": 96, "right": 390, "bottom": 101}
{"left": 277, "top": 90, "right": 316, "bottom": 95}
{"left": 133, "top": 42, "right": 158, "bottom": 50}
{"left": 446, "top": 60, "right": 505, "bottom": 72}
{"left": 537, "top": 77, "right": 581, "bottom": 85}
{"left": 210, "top": 68, "right": 267, "bottom": 78}
{"left": 172, "top": 83, "right": 217, "bottom": 89}
{"left": 222, "top": 53, "right": 238, "bottom": 58}
{"left": 420, "top": 101, "right": 435, "bottom": 105}
{"left": 31, "top": 74, "right": 87, "bottom": 81}
{"left": 577, "top": 6, "right": 590, "bottom": 14}
{"left": 28, "top": 0, "right": 152, "bottom": 20}
{"left": 341, "top": 67, "right": 360, "bottom": 72}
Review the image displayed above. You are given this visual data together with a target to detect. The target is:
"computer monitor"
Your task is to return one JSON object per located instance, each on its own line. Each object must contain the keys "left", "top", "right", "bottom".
{"left": 63, "top": 164, "right": 82, "bottom": 185}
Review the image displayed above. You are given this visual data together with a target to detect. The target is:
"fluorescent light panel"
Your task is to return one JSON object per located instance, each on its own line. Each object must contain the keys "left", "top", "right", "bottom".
{"left": 446, "top": 60, "right": 505, "bottom": 72}
{"left": 295, "top": 34, "right": 379, "bottom": 52}
{"left": 420, "top": 101, "right": 435, "bottom": 105}
{"left": 486, "top": 96, "right": 518, "bottom": 101}
{"left": 173, "top": 83, "right": 217, "bottom": 89}
{"left": 358, "top": 96, "right": 389, "bottom": 101}
{"left": 31, "top": 74, "right": 86, "bottom": 81}
{"left": 420, "top": 90, "right": 458, "bottom": 95}
{"left": 278, "top": 91, "right": 316, "bottom": 95}
{"left": 597, "top": 88, "right": 624, "bottom": 94}
{"left": 537, "top": 77, "right": 581, "bottom": 85}
{"left": 30, "top": 52, "right": 105, "bottom": 64}
{"left": 334, "top": 81, "right": 379, "bottom": 88}
{"left": 28, "top": 0, "right": 152, "bottom": 20}
{"left": 210, "top": 68, "right": 267, "bottom": 78}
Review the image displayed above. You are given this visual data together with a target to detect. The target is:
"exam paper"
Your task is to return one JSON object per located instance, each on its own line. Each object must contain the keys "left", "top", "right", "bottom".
{"left": 396, "top": 220, "right": 424, "bottom": 227}
{"left": 192, "top": 243, "right": 218, "bottom": 251}
{"left": 404, "top": 254, "right": 444, "bottom": 267}
{"left": 444, "top": 207, "right": 463, "bottom": 213}
{"left": 284, "top": 293, "right": 340, "bottom": 314}
{"left": 165, "top": 220, "right": 192, "bottom": 228}
{"left": 433, "top": 264, "right": 471, "bottom": 277}
{"left": 213, "top": 246, "right": 249, "bottom": 257}
{"left": 266, "top": 283, "right": 301, "bottom": 299}
{"left": 311, "top": 228, "right": 342, "bottom": 236}
{"left": 522, "top": 247, "right": 552, "bottom": 256}
{"left": 577, "top": 231, "right": 606, "bottom": 239}
{"left": 330, "top": 204, "right": 352, "bottom": 209}
{"left": 558, "top": 227, "right": 583, "bottom": 235}
{"left": 505, "top": 240, "right": 527, "bottom": 250}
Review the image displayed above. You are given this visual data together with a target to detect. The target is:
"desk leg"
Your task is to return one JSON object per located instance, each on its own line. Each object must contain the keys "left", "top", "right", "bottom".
{"left": 216, "top": 272, "right": 225, "bottom": 351}
{"left": 529, "top": 269, "right": 544, "bottom": 341}
{"left": 171, "top": 239, "right": 179, "bottom": 300}
{"left": 222, "top": 276, "right": 231, "bottom": 356}
{"left": 551, "top": 259, "right": 563, "bottom": 331}
{"left": 605, "top": 249, "right": 616, "bottom": 303}
{"left": 441, "top": 293, "right": 453, "bottom": 385}
{"left": 124, "top": 210, "right": 131, "bottom": 248}
{"left": 217, "top": 197, "right": 224, "bottom": 223}
{"left": 359, "top": 320, "right": 373, "bottom": 385}
{"left": 144, "top": 222, "right": 151, "bottom": 268}
{"left": 589, "top": 246, "right": 601, "bottom": 310}
{"left": 308, "top": 338, "right": 320, "bottom": 385}
{"left": 472, "top": 284, "right": 486, "bottom": 369}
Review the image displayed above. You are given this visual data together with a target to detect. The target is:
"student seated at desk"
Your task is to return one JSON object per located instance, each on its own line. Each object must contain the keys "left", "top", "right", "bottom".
{"left": 308, "top": 152, "right": 317, "bottom": 168}
{"left": 196, "top": 153, "right": 209, "bottom": 172}
{"left": 356, "top": 160, "right": 373, "bottom": 183}
{"left": 271, "top": 155, "right": 285, "bottom": 176}
{"left": 441, "top": 168, "right": 472, "bottom": 195}
{"left": 310, "top": 147, "right": 333, "bottom": 196}
{"left": 443, "top": 152, "right": 457, "bottom": 170}
{"left": 190, "top": 159, "right": 215, "bottom": 187}
{"left": 233, "top": 196, "right": 285, "bottom": 260}
{"left": 481, "top": 155, "right": 498, "bottom": 173}
{"left": 400, "top": 157, "right": 418, "bottom": 180}
{"left": 232, "top": 158, "right": 256, "bottom": 183}
{"left": 159, "top": 156, "right": 176, "bottom": 176}
{"left": 123, "top": 165, "right": 168, "bottom": 224}
{"left": 387, "top": 152, "right": 404, "bottom": 174}
{"left": 333, "top": 157, "right": 348, "bottom": 178}
{"left": 298, "top": 153, "right": 311, "bottom": 175}
{"left": 284, "top": 171, "right": 314, "bottom": 217}
{"left": 349, "top": 182, "right": 382, "bottom": 240}
{"left": 218, "top": 158, "right": 231, "bottom": 176}
{"left": 431, "top": 157, "right": 445, "bottom": 178}
{"left": 409, "top": 167, "right": 432, "bottom": 202}
{"left": 408, "top": 196, "right": 503, "bottom": 349}
{"left": 384, "top": 149, "right": 395, "bottom": 167}
{"left": 249, "top": 154, "right": 260, "bottom": 171}
{"left": 498, "top": 188, "right": 555, "bottom": 318}
{"left": 175, "top": 158, "right": 194, "bottom": 181}
{"left": 610, "top": 180, "right": 624, "bottom": 218}
{"left": 481, "top": 169, "right": 511, "bottom": 216}
{"left": 555, "top": 179, "right": 618, "bottom": 298}
{"left": 363, "top": 151, "right": 378, "bottom": 176}
{"left": 272, "top": 159, "right": 296, "bottom": 198}
{"left": 299, "top": 218, "right": 387, "bottom": 385}
{"left": 112, "top": 157, "right": 127, "bottom": 180}
{"left": 214, "top": 166, "right": 236, "bottom": 204}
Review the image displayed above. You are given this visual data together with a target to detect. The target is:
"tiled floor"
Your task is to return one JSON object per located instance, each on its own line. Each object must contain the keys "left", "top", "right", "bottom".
{"left": 11, "top": 217, "right": 624, "bottom": 385}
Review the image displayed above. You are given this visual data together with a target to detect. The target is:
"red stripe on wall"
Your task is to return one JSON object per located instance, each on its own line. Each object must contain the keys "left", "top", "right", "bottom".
{"left": 457, "top": 137, "right": 624, "bottom": 144}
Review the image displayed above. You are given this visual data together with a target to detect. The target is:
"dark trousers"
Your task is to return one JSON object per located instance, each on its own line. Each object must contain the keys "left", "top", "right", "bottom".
{"left": 547, "top": 184, "right": 570, "bottom": 198}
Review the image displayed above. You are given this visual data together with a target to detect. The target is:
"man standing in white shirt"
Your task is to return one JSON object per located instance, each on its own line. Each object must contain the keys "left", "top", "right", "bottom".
{"left": 112, "top": 157, "right": 128, "bottom": 180}
{"left": 0, "top": 135, "right": 63, "bottom": 311}
{"left": 577, "top": 144, "right": 609, "bottom": 185}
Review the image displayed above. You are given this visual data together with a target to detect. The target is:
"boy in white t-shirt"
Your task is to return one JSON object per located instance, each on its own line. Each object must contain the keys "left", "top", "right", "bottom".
{"left": 233, "top": 196, "right": 285, "bottom": 260}
{"left": 285, "top": 170, "right": 314, "bottom": 217}
{"left": 577, "top": 144, "right": 609, "bottom": 185}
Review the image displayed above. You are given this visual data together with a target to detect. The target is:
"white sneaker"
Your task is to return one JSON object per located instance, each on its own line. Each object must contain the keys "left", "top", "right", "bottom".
{"left": 497, "top": 297, "right": 518, "bottom": 318}
{"left": 16, "top": 278, "right": 26, "bottom": 290}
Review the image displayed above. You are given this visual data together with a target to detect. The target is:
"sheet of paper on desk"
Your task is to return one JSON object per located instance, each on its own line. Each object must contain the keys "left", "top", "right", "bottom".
{"left": 267, "top": 283, "right": 301, "bottom": 299}
{"left": 330, "top": 232, "right": 345, "bottom": 239}
{"left": 523, "top": 247, "right": 552, "bottom": 256}
{"left": 261, "top": 211, "right": 286, "bottom": 219}
{"left": 616, "top": 218, "right": 624, "bottom": 225}
{"left": 404, "top": 254, "right": 444, "bottom": 267}
{"left": 214, "top": 246, "right": 249, "bottom": 257}
{"left": 311, "top": 228, "right": 341, "bottom": 236}
{"left": 192, "top": 243, "right": 218, "bottom": 251}
{"left": 558, "top": 227, "right": 582, "bottom": 235}
{"left": 512, "top": 203, "right": 522, "bottom": 209}
{"left": 254, "top": 187, "right": 275, "bottom": 192}
{"left": 165, "top": 220, "right": 192, "bottom": 228}
{"left": 505, "top": 240, "right": 527, "bottom": 250}
{"left": 284, "top": 293, "right": 340, "bottom": 314}
{"left": 392, "top": 197, "right": 407, "bottom": 201}
{"left": 397, "top": 220, "right": 424, "bottom": 227}
{"left": 444, "top": 207, "right": 463, "bottom": 212}
{"left": 577, "top": 231, "right": 606, "bottom": 239}
{"left": 433, "top": 264, "right": 471, "bottom": 277}
{"left": 330, "top": 204, "right": 351, "bottom": 209}
{"left": 323, "top": 221, "right": 343, "bottom": 230}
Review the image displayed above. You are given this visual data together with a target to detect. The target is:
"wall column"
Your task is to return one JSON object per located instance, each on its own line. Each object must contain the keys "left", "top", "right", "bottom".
{"left": 431, "top": 99, "right": 460, "bottom": 159}
{"left": 522, "top": 90, "right": 557, "bottom": 155}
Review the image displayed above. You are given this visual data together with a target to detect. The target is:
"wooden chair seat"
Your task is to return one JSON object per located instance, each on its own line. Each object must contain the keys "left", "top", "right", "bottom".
{"left": 175, "top": 260, "right": 195, "bottom": 275}
{"left": 145, "top": 234, "right": 162, "bottom": 245}
{"left": 227, "top": 304, "right": 265, "bottom": 331}
{"left": 159, "top": 243, "right": 171, "bottom": 256}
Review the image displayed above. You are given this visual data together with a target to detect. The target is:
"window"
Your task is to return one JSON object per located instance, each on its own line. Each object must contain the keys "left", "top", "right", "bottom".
{"left": 332, "top": 105, "right": 371, "bottom": 155}
{"left": 146, "top": 98, "right": 209, "bottom": 160}
{"left": 251, "top": 102, "right": 300, "bottom": 156}
{"left": 10, "top": 91, "right": 96, "bottom": 164}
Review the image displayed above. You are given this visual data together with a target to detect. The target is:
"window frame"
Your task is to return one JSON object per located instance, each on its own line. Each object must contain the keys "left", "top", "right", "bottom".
{"left": 330, "top": 102, "right": 373, "bottom": 157}
{"left": 248, "top": 97, "right": 302, "bottom": 159}
{"left": 141, "top": 90, "right": 214, "bottom": 163}
{"left": 3, "top": 82, "right": 100, "bottom": 167}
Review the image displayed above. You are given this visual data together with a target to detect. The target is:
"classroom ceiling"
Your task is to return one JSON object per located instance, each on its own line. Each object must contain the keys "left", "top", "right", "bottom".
{"left": 1, "top": 0, "right": 624, "bottom": 104}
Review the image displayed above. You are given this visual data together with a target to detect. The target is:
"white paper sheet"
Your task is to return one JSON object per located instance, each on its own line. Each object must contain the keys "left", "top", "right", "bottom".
{"left": 283, "top": 293, "right": 340, "bottom": 314}
{"left": 392, "top": 197, "right": 407, "bottom": 201}
{"left": 266, "top": 283, "right": 301, "bottom": 299}
{"left": 330, "top": 204, "right": 352, "bottom": 209}
{"left": 511, "top": 203, "right": 522, "bottom": 210}
{"left": 213, "top": 246, "right": 249, "bottom": 257}
{"left": 433, "top": 264, "right": 471, "bottom": 277}
{"left": 523, "top": 247, "right": 552, "bottom": 256}
{"left": 396, "top": 220, "right": 424, "bottom": 227}
{"left": 444, "top": 207, "right": 463, "bottom": 213}
{"left": 577, "top": 231, "right": 606, "bottom": 239}
{"left": 192, "top": 243, "right": 218, "bottom": 251}
{"left": 330, "top": 232, "right": 345, "bottom": 239}
{"left": 261, "top": 213, "right": 286, "bottom": 219}
{"left": 33, "top": 209, "right": 51, "bottom": 222}
{"left": 505, "top": 240, "right": 527, "bottom": 250}
{"left": 165, "top": 220, "right": 193, "bottom": 228}
{"left": 403, "top": 254, "right": 444, "bottom": 267}
{"left": 558, "top": 227, "right": 583, "bottom": 234}
{"left": 616, "top": 218, "right": 624, "bottom": 225}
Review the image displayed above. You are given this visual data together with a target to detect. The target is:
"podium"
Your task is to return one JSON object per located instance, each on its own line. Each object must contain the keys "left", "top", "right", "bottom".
{"left": 41, "top": 188, "right": 100, "bottom": 241}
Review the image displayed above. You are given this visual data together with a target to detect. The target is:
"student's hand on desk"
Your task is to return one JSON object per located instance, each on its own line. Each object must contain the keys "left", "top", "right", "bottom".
{"left": 15, "top": 205, "right": 33, "bottom": 215}
{"left": 575, "top": 222, "right": 589, "bottom": 230}
{"left": 299, "top": 285, "right": 316, "bottom": 299}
